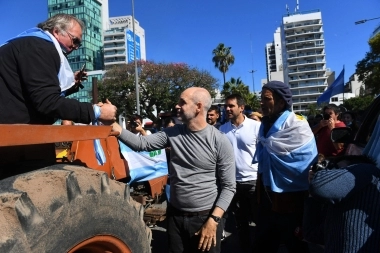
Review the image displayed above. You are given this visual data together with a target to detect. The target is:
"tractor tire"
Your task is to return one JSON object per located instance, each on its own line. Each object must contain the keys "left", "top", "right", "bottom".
{"left": 0, "top": 164, "right": 151, "bottom": 253}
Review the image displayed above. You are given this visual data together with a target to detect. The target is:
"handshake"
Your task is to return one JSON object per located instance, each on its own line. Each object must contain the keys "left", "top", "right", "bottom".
{"left": 95, "top": 99, "right": 117, "bottom": 125}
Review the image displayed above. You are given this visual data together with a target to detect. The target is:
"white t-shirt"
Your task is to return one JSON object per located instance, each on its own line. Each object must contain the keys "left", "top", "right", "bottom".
{"left": 220, "top": 116, "right": 261, "bottom": 182}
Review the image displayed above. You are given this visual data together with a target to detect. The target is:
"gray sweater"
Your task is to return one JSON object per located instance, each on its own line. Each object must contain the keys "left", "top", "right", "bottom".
{"left": 119, "top": 124, "right": 236, "bottom": 212}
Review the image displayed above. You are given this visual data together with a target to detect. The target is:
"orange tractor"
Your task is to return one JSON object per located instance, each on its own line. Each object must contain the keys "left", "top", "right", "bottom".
{"left": 0, "top": 124, "right": 167, "bottom": 252}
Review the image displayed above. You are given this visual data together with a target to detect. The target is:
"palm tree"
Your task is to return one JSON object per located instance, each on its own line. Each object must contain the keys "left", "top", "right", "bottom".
{"left": 212, "top": 43, "right": 235, "bottom": 85}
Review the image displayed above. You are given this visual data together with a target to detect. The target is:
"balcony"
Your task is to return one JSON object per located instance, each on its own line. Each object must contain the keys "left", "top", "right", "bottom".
{"left": 287, "top": 42, "right": 324, "bottom": 52}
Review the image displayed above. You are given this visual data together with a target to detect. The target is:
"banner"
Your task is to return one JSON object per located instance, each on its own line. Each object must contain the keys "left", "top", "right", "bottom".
{"left": 119, "top": 140, "right": 168, "bottom": 183}
{"left": 317, "top": 67, "right": 345, "bottom": 105}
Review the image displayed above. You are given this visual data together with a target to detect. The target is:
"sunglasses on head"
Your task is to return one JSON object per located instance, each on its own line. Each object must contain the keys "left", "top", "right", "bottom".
{"left": 65, "top": 30, "right": 82, "bottom": 48}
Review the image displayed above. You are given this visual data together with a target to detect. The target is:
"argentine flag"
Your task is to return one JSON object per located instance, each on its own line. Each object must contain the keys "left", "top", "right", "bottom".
{"left": 119, "top": 140, "right": 168, "bottom": 183}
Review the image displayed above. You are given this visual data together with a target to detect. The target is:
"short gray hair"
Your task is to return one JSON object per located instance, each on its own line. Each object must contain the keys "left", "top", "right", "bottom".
{"left": 37, "top": 14, "right": 85, "bottom": 33}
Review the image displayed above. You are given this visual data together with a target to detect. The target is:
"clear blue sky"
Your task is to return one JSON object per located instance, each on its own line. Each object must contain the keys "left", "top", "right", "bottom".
{"left": 1, "top": 0, "right": 379, "bottom": 92}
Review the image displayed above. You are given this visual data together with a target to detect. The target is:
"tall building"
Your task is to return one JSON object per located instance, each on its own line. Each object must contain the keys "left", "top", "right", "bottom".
{"left": 265, "top": 42, "right": 276, "bottom": 80}
{"left": 103, "top": 16, "right": 146, "bottom": 68}
{"left": 266, "top": 9, "right": 328, "bottom": 113}
{"left": 48, "top": 0, "right": 109, "bottom": 104}
{"left": 265, "top": 27, "right": 284, "bottom": 82}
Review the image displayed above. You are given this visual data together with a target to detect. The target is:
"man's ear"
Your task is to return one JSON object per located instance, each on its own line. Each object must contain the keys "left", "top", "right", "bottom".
{"left": 52, "top": 27, "right": 61, "bottom": 40}
{"left": 196, "top": 102, "right": 202, "bottom": 113}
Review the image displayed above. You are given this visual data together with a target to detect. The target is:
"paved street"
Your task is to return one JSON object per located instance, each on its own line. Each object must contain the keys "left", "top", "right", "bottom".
{"left": 150, "top": 212, "right": 289, "bottom": 253}
{"left": 151, "top": 213, "right": 330, "bottom": 253}
{"left": 150, "top": 216, "right": 247, "bottom": 253}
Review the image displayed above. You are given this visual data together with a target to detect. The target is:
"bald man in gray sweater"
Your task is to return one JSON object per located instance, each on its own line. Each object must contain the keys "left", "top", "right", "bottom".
{"left": 112, "top": 87, "right": 236, "bottom": 253}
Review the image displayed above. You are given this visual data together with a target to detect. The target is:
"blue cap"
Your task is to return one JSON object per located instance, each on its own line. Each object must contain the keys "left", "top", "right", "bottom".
{"left": 262, "top": 80, "right": 293, "bottom": 109}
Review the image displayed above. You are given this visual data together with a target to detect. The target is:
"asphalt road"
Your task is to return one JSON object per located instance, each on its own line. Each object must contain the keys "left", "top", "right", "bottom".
{"left": 149, "top": 214, "right": 318, "bottom": 253}
{"left": 150, "top": 213, "right": 258, "bottom": 253}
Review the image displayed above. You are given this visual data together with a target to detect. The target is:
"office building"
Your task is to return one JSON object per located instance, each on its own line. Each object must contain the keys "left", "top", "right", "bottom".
{"left": 103, "top": 16, "right": 146, "bottom": 68}
{"left": 48, "top": 0, "right": 109, "bottom": 104}
{"left": 266, "top": 9, "right": 328, "bottom": 113}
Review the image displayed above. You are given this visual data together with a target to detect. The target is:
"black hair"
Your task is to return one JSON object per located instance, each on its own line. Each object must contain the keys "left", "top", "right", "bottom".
{"left": 208, "top": 105, "right": 220, "bottom": 114}
{"left": 130, "top": 114, "right": 143, "bottom": 123}
{"left": 164, "top": 117, "right": 176, "bottom": 128}
{"left": 323, "top": 104, "right": 340, "bottom": 115}
{"left": 225, "top": 94, "right": 245, "bottom": 106}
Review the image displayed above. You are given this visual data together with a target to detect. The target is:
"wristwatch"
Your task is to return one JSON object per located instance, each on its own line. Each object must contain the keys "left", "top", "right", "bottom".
{"left": 209, "top": 214, "right": 221, "bottom": 223}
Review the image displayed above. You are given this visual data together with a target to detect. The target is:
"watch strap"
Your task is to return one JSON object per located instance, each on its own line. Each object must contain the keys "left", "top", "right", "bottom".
{"left": 209, "top": 214, "right": 221, "bottom": 223}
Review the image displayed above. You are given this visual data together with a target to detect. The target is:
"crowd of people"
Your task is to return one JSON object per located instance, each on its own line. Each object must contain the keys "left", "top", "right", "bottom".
{"left": 2, "top": 13, "right": 380, "bottom": 253}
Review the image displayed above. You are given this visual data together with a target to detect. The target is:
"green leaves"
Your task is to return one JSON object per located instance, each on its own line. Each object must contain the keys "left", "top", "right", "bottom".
{"left": 212, "top": 43, "right": 235, "bottom": 84}
{"left": 342, "top": 95, "right": 375, "bottom": 112}
{"left": 98, "top": 61, "right": 218, "bottom": 121}
{"left": 221, "top": 77, "right": 261, "bottom": 111}
{"left": 355, "top": 33, "right": 380, "bottom": 94}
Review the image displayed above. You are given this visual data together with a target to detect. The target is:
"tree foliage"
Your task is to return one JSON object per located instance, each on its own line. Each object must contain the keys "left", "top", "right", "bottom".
{"left": 98, "top": 61, "right": 218, "bottom": 121}
{"left": 221, "top": 77, "right": 261, "bottom": 111}
{"left": 355, "top": 33, "right": 380, "bottom": 94}
{"left": 342, "top": 95, "right": 375, "bottom": 112}
{"left": 212, "top": 43, "right": 235, "bottom": 85}
{"left": 306, "top": 103, "right": 319, "bottom": 116}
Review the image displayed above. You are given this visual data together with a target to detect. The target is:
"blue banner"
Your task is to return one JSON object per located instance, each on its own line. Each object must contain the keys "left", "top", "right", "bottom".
{"left": 126, "top": 30, "right": 141, "bottom": 63}
{"left": 317, "top": 67, "right": 345, "bottom": 105}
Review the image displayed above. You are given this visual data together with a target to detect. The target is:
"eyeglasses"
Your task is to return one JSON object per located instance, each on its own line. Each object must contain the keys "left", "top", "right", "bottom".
{"left": 65, "top": 30, "right": 82, "bottom": 48}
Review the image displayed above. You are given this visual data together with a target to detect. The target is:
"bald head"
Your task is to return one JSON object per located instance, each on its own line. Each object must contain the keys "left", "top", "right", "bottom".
{"left": 176, "top": 87, "right": 212, "bottom": 128}
{"left": 185, "top": 87, "right": 212, "bottom": 113}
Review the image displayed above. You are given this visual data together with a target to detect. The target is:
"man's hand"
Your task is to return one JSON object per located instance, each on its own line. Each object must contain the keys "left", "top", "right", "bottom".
{"left": 134, "top": 121, "right": 148, "bottom": 135}
{"left": 195, "top": 218, "right": 218, "bottom": 252}
{"left": 98, "top": 99, "right": 117, "bottom": 125}
{"left": 74, "top": 70, "right": 88, "bottom": 84}
{"left": 111, "top": 122, "right": 122, "bottom": 137}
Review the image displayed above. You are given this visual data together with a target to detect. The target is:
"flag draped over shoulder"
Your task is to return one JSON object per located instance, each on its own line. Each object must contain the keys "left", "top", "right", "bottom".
{"left": 255, "top": 110, "right": 318, "bottom": 192}
{"left": 317, "top": 67, "right": 345, "bottom": 105}
{"left": 119, "top": 140, "right": 168, "bottom": 183}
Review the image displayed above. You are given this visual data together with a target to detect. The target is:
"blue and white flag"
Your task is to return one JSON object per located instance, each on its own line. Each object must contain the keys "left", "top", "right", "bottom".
{"left": 119, "top": 140, "right": 168, "bottom": 183}
{"left": 317, "top": 67, "right": 345, "bottom": 105}
{"left": 255, "top": 110, "right": 318, "bottom": 192}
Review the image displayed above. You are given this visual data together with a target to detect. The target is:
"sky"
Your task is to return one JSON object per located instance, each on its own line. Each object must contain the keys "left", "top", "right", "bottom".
{"left": 1, "top": 0, "right": 379, "bottom": 92}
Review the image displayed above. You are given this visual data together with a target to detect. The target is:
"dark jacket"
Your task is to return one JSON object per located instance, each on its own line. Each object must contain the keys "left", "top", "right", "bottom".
{"left": 0, "top": 36, "right": 94, "bottom": 124}
{"left": 309, "top": 164, "right": 380, "bottom": 253}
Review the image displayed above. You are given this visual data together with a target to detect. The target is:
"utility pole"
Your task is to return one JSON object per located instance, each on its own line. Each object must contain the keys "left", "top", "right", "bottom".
{"left": 248, "top": 70, "right": 256, "bottom": 92}
{"left": 131, "top": 0, "right": 140, "bottom": 115}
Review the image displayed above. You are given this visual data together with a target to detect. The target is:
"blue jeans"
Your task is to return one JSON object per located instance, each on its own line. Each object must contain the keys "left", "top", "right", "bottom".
{"left": 167, "top": 213, "right": 224, "bottom": 253}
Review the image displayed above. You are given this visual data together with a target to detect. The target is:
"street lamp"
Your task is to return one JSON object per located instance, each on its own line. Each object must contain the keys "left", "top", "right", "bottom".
{"left": 131, "top": 0, "right": 140, "bottom": 115}
{"left": 248, "top": 70, "right": 256, "bottom": 92}
{"left": 355, "top": 16, "right": 380, "bottom": 25}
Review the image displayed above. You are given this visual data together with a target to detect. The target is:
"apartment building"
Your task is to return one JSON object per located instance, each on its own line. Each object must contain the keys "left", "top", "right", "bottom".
{"left": 103, "top": 16, "right": 146, "bottom": 68}
{"left": 266, "top": 10, "right": 328, "bottom": 113}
